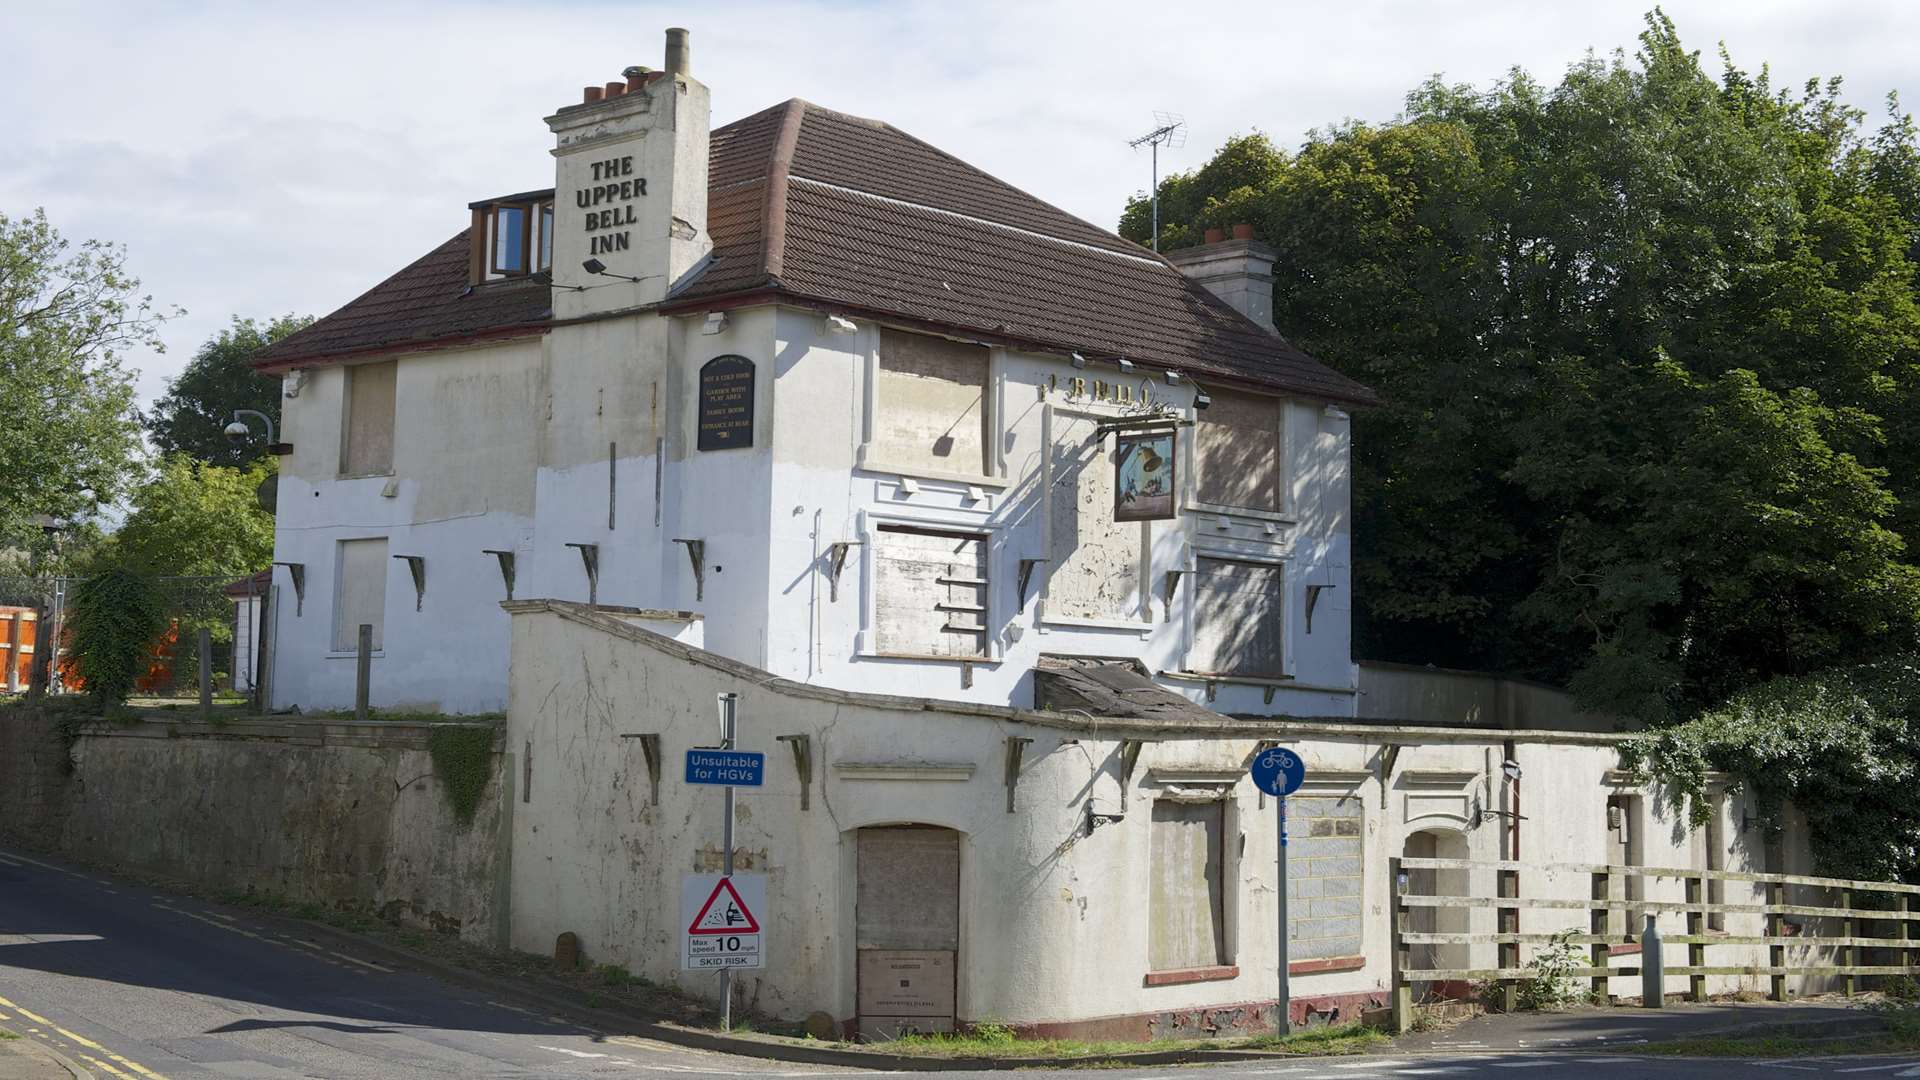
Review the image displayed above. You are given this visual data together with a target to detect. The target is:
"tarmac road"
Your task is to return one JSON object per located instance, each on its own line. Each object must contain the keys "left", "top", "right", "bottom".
{"left": 2, "top": 843, "right": 1915, "bottom": 1079}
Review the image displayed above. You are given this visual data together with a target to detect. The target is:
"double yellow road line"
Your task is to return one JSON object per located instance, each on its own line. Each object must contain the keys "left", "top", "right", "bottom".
{"left": 0, "top": 993, "right": 169, "bottom": 1080}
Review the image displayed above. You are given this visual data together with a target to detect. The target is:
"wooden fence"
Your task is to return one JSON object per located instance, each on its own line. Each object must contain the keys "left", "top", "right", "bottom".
{"left": 1388, "top": 855, "right": 1920, "bottom": 1033}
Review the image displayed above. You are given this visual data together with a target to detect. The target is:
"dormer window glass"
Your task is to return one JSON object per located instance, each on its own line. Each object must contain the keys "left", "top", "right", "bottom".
{"left": 470, "top": 194, "right": 554, "bottom": 284}
{"left": 492, "top": 205, "right": 528, "bottom": 275}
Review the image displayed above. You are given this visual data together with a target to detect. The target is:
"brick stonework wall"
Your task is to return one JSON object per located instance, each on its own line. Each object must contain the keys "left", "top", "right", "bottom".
{"left": 0, "top": 705, "right": 74, "bottom": 845}
{"left": 1286, "top": 795, "right": 1364, "bottom": 960}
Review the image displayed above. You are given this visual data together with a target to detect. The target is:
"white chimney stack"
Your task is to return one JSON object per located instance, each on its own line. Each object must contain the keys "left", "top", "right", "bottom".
{"left": 1166, "top": 224, "right": 1278, "bottom": 334}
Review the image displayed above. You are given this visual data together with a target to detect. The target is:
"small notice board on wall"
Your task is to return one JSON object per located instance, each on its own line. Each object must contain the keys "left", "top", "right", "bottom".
{"left": 698, "top": 355, "right": 755, "bottom": 450}
{"left": 1114, "top": 427, "right": 1177, "bottom": 521}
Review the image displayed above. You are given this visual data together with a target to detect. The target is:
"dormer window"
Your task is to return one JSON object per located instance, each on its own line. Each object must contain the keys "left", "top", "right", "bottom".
{"left": 469, "top": 192, "right": 554, "bottom": 283}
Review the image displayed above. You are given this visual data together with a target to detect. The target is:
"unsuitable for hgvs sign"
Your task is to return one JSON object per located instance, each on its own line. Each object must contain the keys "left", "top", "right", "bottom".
{"left": 685, "top": 749, "right": 765, "bottom": 787}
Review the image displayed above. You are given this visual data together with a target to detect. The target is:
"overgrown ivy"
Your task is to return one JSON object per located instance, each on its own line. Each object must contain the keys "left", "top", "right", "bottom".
{"left": 1619, "top": 656, "right": 1920, "bottom": 883}
{"left": 427, "top": 724, "right": 498, "bottom": 826}
{"left": 66, "top": 568, "right": 168, "bottom": 708}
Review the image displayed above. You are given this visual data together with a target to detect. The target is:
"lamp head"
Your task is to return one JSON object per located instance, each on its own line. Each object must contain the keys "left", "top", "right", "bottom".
{"left": 582, "top": 257, "right": 608, "bottom": 275}
{"left": 224, "top": 420, "right": 251, "bottom": 445}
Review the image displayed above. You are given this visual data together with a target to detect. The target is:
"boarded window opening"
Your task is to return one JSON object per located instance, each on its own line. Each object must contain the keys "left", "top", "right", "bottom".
{"left": 1188, "top": 557, "right": 1285, "bottom": 677}
{"left": 341, "top": 361, "right": 397, "bottom": 477}
{"left": 1046, "top": 428, "right": 1142, "bottom": 621}
{"left": 874, "top": 526, "right": 988, "bottom": 658}
{"left": 1150, "top": 799, "right": 1228, "bottom": 971}
{"left": 1194, "top": 389, "right": 1283, "bottom": 512}
{"left": 872, "top": 330, "right": 990, "bottom": 477}
{"left": 332, "top": 537, "right": 388, "bottom": 652}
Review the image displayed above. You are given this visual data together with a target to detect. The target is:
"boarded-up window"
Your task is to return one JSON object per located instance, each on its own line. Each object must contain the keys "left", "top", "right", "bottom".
{"left": 1194, "top": 388, "right": 1282, "bottom": 511}
{"left": 332, "top": 537, "right": 388, "bottom": 651}
{"left": 341, "top": 361, "right": 397, "bottom": 477}
{"left": 1150, "top": 800, "right": 1227, "bottom": 970}
{"left": 872, "top": 330, "right": 989, "bottom": 476}
{"left": 1189, "top": 557, "right": 1284, "bottom": 676}
{"left": 874, "top": 526, "right": 987, "bottom": 658}
{"left": 1046, "top": 430, "right": 1141, "bottom": 621}
{"left": 1290, "top": 797, "right": 1364, "bottom": 960}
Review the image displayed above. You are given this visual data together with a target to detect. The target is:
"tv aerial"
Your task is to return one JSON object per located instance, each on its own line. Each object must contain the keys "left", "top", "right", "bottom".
{"left": 1128, "top": 112, "right": 1187, "bottom": 252}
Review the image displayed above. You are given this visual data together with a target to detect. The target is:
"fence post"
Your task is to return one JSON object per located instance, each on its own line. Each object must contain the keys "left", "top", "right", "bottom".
{"left": 1591, "top": 870, "right": 1611, "bottom": 1003}
{"left": 1905, "top": 894, "right": 1917, "bottom": 979}
{"left": 197, "top": 626, "right": 213, "bottom": 718}
{"left": 1842, "top": 888, "right": 1856, "bottom": 998}
{"left": 1498, "top": 867, "right": 1520, "bottom": 1012}
{"left": 26, "top": 602, "right": 50, "bottom": 704}
{"left": 1768, "top": 880, "right": 1787, "bottom": 1002}
{"left": 1390, "top": 856, "right": 1412, "bottom": 1035}
{"left": 1686, "top": 875, "right": 1706, "bottom": 1002}
{"left": 354, "top": 623, "right": 372, "bottom": 722}
{"left": 4, "top": 611, "right": 21, "bottom": 693}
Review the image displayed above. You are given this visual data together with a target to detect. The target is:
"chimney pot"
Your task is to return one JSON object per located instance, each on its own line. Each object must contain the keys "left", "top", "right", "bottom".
{"left": 665, "top": 27, "right": 691, "bottom": 76}
{"left": 1231, "top": 223, "right": 1255, "bottom": 240}
{"left": 626, "top": 71, "right": 647, "bottom": 91}
{"left": 1203, "top": 227, "right": 1226, "bottom": 245}
{"left": 604, "top": 81, "right": 625, "bottom": 98}
{"left": 583, "top": 86, "right": 604, "bottom": 104}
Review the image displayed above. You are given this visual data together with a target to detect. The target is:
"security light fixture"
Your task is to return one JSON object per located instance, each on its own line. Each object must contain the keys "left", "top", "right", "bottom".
{"left": 1502, "top": 759, "right": 1523, "bottom": 781}
{"left": 1115, "top": 357, "right": 1135, "bottom": 372}
{"left": 1193, "top": 390, "right": 1212, "bottom": 410}
{"left": 1165, "top": 371, "right": 1184, "bottom": 384}
{"left": 582, "top": 257, "right": 607, "bottom": 274}
{"left": 825, "top": 314, "right": 858, "bottom": 334}
{"left": 1070, "top": 353, "right": 1088, "bottom": 369}
{"left": 701, "top": 312, "right": 729, "bottom": 335}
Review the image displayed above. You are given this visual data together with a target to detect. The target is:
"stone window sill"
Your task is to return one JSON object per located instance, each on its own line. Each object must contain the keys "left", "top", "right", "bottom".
{"left": 1290, "top": 955, "right": 1365, "bottom": 976}
{"left": 1143, "top": 965, "right": 1238, "bottom": 987}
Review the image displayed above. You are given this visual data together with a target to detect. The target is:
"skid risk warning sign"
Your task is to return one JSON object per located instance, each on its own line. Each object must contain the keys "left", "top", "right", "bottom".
{"left": 680, "top": 873, "right": 766, "bottom": 970}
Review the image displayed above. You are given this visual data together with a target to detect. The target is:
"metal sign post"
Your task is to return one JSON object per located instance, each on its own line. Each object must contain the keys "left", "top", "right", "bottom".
{"left": 718, "top": 692, "right": 737, "bottom": 1031}
{"left": 1250, "top": 746, "right": 1306, "bottom": 1038}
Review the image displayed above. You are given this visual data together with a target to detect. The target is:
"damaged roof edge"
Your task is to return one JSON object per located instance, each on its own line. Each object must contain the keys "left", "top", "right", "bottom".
{"left": 506, "top": 599, "right": 1626, "bottom": 745}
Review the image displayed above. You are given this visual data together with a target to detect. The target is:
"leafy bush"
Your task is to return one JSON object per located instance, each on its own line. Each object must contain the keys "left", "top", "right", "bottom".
{"left": 427, "top": 725, "right": 497, "bottom": 825}
{"left": 1517, "top": 928, "right": 1587, "bottom": 1010}
{"left": 66, "top": 568, "right": 168, "bottom": 707}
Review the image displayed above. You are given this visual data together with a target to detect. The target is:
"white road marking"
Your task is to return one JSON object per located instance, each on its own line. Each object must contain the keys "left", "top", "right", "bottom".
{"left": 538, "top": 1045, "right": 612, "bottom": 1059}
{"left": 1490, "top": 1064, "right": 1554, "bottom": 1070}
{"left": 1839, "top": 1065, "right": 1920, "bottom": 1074}
{"left": 1893, "top": 1066, "right": 1920, "bottom": 1078}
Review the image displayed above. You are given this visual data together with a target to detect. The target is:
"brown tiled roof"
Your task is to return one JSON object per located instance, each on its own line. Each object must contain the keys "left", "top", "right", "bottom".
{"left": 258, "top": 99, "right": 1375, "bottom": 404}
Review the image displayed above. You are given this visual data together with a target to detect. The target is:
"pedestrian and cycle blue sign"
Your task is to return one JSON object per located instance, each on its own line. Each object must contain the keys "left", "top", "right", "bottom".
{"left": 1249, "top": 746, "right": 1305, "bottom": 797}
{"left": 685, "top": 749, "right": 765, "bottom": 787}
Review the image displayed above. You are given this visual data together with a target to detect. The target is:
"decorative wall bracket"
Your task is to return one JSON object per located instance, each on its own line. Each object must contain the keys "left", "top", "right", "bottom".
{"left": 1118, "top": 738, "right": 1147, "bottom": 811}
{"left": 1306, "top": 583, "right": 1335, "bottom": 634}
{"left": 1380, "top": 743, "right": 1404, "bottom": 809}
{"left": 393, "top": 555, "right": 426, "bottom": 611}
{"left": 1161, "top": 569, "right": 1189, "bottom": 623}
{"left": 1004, "top": 735, "right": 1035, "bottom": 813}
{"left": 672, "top": 538, "right": 706, "bottom": 601}
{"left": 482, "top": 549, "right": 516, "bottom": 600}
{"left": 777, "top": 733, "right": 813, "bottom": 811}
{"left": 1017, "top": 558, "right": 1047, "bottom": 608}
{"left": 620, "top": 732, "right": 663, "bottom": 806}
{"left": 565, "top": 543, "right": 600, "bottom": 606}
{"left": 272, "top": 561, "right": 305, "bottom": 616}
{"left": 825, "top": 542, "right": 860, "bottom": 602}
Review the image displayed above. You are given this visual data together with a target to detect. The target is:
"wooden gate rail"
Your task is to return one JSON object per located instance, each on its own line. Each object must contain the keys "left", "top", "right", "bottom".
{"left": 1387, "top": 855, "right": 1920, "bottom": 1034}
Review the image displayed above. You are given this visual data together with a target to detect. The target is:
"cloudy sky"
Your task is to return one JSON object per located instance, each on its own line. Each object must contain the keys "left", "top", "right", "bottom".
{"left": 4, "top": 0, "right": 1914, "bottom": 409}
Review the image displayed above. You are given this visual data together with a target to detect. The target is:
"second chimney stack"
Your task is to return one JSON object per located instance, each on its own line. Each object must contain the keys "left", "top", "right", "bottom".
{"left": 665, "top": 27, "right": 691, "bottom": 76}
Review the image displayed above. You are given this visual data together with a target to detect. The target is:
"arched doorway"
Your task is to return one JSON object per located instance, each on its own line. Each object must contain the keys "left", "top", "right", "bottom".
{"left": 1402, "top": 829, "right": 1471, "bottom": 1001}
{"left": 855, "top": 825, "right": 960, "bottom": 1039}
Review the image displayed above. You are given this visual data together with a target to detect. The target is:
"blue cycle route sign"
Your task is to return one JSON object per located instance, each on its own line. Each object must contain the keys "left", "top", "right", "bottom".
{"left": 1249, "top": 746, "right": 1305, "bottom": 797}
{"left": 685, "top": 749, "right": 765, "bottom": 787}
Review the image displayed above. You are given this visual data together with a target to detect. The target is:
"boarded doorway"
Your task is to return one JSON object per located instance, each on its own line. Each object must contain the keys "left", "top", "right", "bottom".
{"left": 1402, "top": 829, "right": 1471, "bottom": 1000}
{"left": 856, "top": 825, "right": 960, "bottom": 1039}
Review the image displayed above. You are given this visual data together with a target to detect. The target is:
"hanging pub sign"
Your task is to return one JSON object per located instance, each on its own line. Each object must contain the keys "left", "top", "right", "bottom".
{"left": 697, "top": 355, "right": 755, "bottom": 451}
{"left": 1114, "top": 428, "right": 1177, "bottom": 521}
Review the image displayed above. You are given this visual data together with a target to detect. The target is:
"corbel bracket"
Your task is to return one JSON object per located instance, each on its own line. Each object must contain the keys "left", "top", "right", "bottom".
{"left": 672, "top": 538, "right": 706, "bottom": 601}
{"left": 1161, "top": 569, "right": 1190, "bottom": 623}
{"left": 565, "top": 543, "right": 600, "bottom": 606}
{"left": 1380, "top": 743, "right": 1404, "bottom": 810}
{"left": 272, "top": 561, "right": 305, "bottom": 616}
{"left": 1005, "top": 735, "right": 1036, "bottom": 814}
{"left": 482, "top": 549, "right": 516, "bottom": 600}
{"left": 825, "top": 542, "right": 860, "bottom": 603}
{"left": 1306, "top": 583, "right": 1335, "bottom": 634}
{"left": 777, "top": 733, "right": 813, "bottom": 811}
{"left": 1118, "top": 738, "right": 1147, "bottom": 811}
{"left": 393, "top": 555, "right": 426, "bottom": 611}
{"left": 620, "top": 733, "right": 663, "bottom": 806}
{"left": 1017, "top": 558, "right": 1048, "bottom": 608}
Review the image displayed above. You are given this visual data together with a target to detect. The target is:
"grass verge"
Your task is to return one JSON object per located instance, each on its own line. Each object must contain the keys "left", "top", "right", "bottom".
{"left": 1640, "top": 1005, "right": 1920, "bottom": 1058}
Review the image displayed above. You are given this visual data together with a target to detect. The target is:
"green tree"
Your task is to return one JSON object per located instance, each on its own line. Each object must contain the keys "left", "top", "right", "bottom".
{"left": 1123, "top": 12, "right": 1920, "bottom": 723}
{"left": 0, "top": 209, "right": 174, "bottom": 544}
{"left": 145, "top": 314, "right": 310, "bottom": 466}
{"left": 112, "top": 454, "right": 275, "bottom": 579}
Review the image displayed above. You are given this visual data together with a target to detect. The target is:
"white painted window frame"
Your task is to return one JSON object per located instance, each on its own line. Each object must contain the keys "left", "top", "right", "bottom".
{"left": 1144, "top": 785, "right": 1243, "bottom": 973}
{"left": 852, "top": 501, "right": 1004, "bottom": 664}
{"left": 1176, "top": 542, "right": 1296, "bottom": 681}
{"left": 1182, "top": 393, "right": 1293, "bottom": 525}
{"left": 326, "top": 535, "right": 390, "bottom": 659}
{"left": 1036, "top": 401, "right": 1156, "bottom": 635}
{"left": 853, "top": 326, "right": 1009, "bottom": 489}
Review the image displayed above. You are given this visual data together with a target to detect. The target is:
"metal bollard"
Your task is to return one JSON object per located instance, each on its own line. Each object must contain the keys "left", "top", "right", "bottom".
{"left": 1641, "top": 913, "right": 1664, "bottom": 1008}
